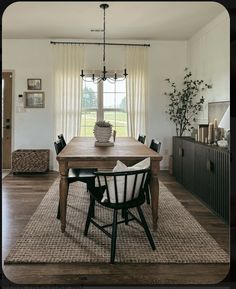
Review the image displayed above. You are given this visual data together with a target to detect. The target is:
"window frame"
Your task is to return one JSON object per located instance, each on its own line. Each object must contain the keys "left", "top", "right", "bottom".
{"left": 81, "top": 71, "right": 128, "bottom": 136}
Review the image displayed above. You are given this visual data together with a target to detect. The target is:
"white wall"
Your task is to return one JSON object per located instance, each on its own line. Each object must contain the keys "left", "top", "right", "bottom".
{"left": 147, "top": 41, "right": 187, "bottom": 168}
{"left": 3, "top": 38, "right": 187, "bottom": 169}
{"left": 2, "top": 11, "right": 229, "bottom": 170}
{"left": 187, "top": 11, "right": 230, "bottom": 124}
{"left": 2, "top": 39, "right": 55, "bottom": 168}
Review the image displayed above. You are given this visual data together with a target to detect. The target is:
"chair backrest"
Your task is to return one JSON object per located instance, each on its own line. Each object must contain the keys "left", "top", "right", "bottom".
{"left": 138, "top": 134, "right": 146, "bottom": 144}
{"left": 95, "top": 169, "right": 150, "bottom": 204}
{"left": 54, "top": 139, "right": 64, "bottom": 155}
{"left": 150, "top": 139, "right": 161, "bottom": 153}
{"left": 58, "top": 134, "right": 66, "bottom": 148}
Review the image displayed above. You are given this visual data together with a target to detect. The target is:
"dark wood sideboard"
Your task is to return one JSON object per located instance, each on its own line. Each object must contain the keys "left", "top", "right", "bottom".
{"left": 173, "top": 136, "right": 230, "bottom": 223}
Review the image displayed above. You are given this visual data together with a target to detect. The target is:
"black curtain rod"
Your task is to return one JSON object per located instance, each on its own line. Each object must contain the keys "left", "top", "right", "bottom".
{"left": 50, "top": 41, "right": 150, "bottom": 47}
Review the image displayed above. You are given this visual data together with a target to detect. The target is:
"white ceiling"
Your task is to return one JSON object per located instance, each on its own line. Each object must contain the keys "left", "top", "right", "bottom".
{"left": 2, "top": 1, "right": 225, "bottom": 40}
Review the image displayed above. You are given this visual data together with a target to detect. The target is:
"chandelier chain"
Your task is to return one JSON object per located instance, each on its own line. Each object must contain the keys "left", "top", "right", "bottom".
{"left": 80, "top": 3, "right": 128, "bottom": 83}
{"left": 103, "top": 5, "right": 106, "bottom": 64}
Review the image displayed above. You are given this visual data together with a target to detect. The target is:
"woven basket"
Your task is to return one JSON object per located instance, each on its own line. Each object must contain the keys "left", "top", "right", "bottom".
{"left": 94, "top": 125, "right": 112, "bottom": 143}
{"left": 12, "top": 149, "right": 49, "bottom": 173}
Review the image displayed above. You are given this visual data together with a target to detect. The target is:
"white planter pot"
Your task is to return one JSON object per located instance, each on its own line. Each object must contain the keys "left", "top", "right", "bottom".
{"left": 94, "top": 125, "right": 112, "bottom": 142}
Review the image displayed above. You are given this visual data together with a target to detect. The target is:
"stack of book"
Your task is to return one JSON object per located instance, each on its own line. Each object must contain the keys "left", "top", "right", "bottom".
{"left": 208, "top": 122, "right": 214, "bottom": 144}
{"left": 197, "top": 119, "right": 222, "bottom": 144}
{"left": 198, "top": 124, "right": 209, "bottom": 143}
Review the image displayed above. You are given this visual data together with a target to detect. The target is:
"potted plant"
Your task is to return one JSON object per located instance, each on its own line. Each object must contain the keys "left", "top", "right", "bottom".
{"left": 164, "top": 68, "right": 211, "bottom": 137}
{"left": 94, "top": 120, "right": 113, "bottom": 143}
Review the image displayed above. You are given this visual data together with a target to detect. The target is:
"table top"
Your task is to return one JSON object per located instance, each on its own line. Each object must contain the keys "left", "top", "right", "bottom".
{"left": 57, "top": 137, "right": 162, "bottom": 162}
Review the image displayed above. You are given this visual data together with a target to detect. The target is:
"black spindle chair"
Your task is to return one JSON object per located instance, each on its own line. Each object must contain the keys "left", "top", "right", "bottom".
{"left": 54, "top": 139, "right": 97, "bottom": 219}
{"left": 58, "top": 134, "right": 67, "bottom": 148}
{"left": 150, "top": 139, "right": 161, "bottom": 154}
{"left": 138, "top": 134, "right": 146, "bottom": 144}
{"left": 145, "top": 139, "right": 162, "bottom": 204}
{"left": 84, "top": 168, "right": 156, "bottom": 263}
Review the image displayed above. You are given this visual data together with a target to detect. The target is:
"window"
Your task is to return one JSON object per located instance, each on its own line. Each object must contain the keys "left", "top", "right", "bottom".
{"left": 80, "top": 77, "right": 128, "bottom": 136}
{"left": 81, "top": 79, "right": 98, "bottom": 136}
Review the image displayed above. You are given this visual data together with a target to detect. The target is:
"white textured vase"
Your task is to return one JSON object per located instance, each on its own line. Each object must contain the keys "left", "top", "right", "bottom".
{"left": 94, "top": 125, "right": 112, "bottom": 142}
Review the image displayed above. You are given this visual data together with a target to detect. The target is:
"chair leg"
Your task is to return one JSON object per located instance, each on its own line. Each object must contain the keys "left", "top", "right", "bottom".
{"left": 145, "top": 172, "right": 151, "bottom": 205}
{"left": 90, "top": 195, "right": 95, "bottom": 218}
{"left": 111, "top": 210, "right": 118, "bottom": 264}
{"left": 84, "top": 199, "right": 94, "bottom": 236}
{"left": 137, "top": 206, "right": 156, "bottom": 250}
{"left": 121, "top": 208, "right": 129, "bottom": 225}
{"left": 122, "top": 208, "right": 125, "bottom": 218}
{"left": 88, "top": 179, "right": 95, "bottom": 218}
{"left": 145, "top": 186, "right": 150, "bottom": 204}
{"left": 57, "top": 201, "right": 60, "bottom": 220}
{"left": 125, "top": 209, "right": 129, "bottom": 225}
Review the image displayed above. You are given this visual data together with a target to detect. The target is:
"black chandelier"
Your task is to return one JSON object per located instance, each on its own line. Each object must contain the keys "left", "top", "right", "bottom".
{"left": 80, "top": 3, "right": 128, "bottom": 83}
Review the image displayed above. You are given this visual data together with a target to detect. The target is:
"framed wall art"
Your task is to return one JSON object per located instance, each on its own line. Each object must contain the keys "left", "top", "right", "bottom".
{"left": 27, "top": 78, "right": 42, "bottom": 90}
{"left": 24, "top": 92, "right": 45, "bottom": 108}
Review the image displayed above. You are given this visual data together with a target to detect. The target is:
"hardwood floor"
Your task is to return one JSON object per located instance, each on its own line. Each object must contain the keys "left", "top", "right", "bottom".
{"left": 2, "top": 169, "right": 10, "bottom": 179}
{"left": 2, "top": 171, "right": 229, "bottom": 285}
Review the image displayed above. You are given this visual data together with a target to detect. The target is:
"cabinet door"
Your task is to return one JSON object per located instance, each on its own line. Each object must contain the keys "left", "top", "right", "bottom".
{"left": 194, "top": 143, "right": 209, "bottom": 204}
{"left": 182, "top": 140, "right": 195, "bottom": 192}
{"left": 173, "top": 137, "right": 183, "bottom": 183}
{"left": 209, "top": 149, "right": 230, "bottom": 223}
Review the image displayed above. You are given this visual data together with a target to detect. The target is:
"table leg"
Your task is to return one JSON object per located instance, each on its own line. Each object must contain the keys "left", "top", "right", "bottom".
{"left": 59, "top": 163, "right": 69, "bottom": 233}
{"left": 150, "top": 162, "right": 160, "bottom": 232}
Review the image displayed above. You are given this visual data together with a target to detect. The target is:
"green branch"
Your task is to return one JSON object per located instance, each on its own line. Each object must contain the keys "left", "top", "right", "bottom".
{"left": 164, "top": 68, "right": 210, "bottom": 136}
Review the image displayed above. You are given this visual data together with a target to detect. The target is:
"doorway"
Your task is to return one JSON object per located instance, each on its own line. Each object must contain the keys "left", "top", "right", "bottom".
{"left": 2, "top": 72, "right": 13, "bottom": 169}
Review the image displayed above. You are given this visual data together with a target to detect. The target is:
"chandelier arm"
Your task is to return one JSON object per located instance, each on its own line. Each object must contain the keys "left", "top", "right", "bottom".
{"left": 107, "top": 76, "right": 124, "bottom": 83}
{"left": 96, "top": 78, "right": 103, "bottom": 84}
{"left": 106, "top": 78, "right": 116, "bottom": 84}
{"left": 81, "top": 77, "right": 92, "bottom": 83}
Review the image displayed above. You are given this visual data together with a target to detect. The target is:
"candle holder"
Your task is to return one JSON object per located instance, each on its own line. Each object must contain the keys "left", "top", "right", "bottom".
{"left": 214, "top": 128, "right": 222, "bottom": 145}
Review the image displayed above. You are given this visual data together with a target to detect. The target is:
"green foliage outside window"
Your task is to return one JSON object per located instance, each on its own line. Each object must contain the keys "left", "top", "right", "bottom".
{"left": 82, "top": 87, "right": 97, "bottom": 109}
{"left": 81, "top": 81, "right": 127, "bottom": 136}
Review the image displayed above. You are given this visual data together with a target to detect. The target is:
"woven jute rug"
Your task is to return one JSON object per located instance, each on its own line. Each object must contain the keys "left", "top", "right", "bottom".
{"left": 4, "top": 179, "right": 229, "bottom": 264}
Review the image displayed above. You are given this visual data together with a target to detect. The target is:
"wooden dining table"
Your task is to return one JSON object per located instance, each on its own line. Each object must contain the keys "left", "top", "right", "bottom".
{"left": 56, "top": 137, "right": 163, "bottom": 232}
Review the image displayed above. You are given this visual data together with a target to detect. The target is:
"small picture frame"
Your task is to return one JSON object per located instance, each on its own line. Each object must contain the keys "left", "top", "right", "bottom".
{"left": 24, "top": 92, "right": 45, "bottom": 108}
{"left": 27, "top": 78, "right": 42, "bottom": 90}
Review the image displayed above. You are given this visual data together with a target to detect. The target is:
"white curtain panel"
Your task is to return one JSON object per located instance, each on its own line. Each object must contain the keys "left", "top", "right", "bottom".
{"left": 53, "top": 44, "right": 84, "bottom": 143}
{"left": 125, "top": 46, "right": 148, "bottom": 139}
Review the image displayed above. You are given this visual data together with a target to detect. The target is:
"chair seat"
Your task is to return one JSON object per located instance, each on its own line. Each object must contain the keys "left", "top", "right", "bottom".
{"left": 91, "top": 186, "right": 146, "bottom": 210}
{"left": 69, "top": 168, "right": 96, "bottom": 178}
